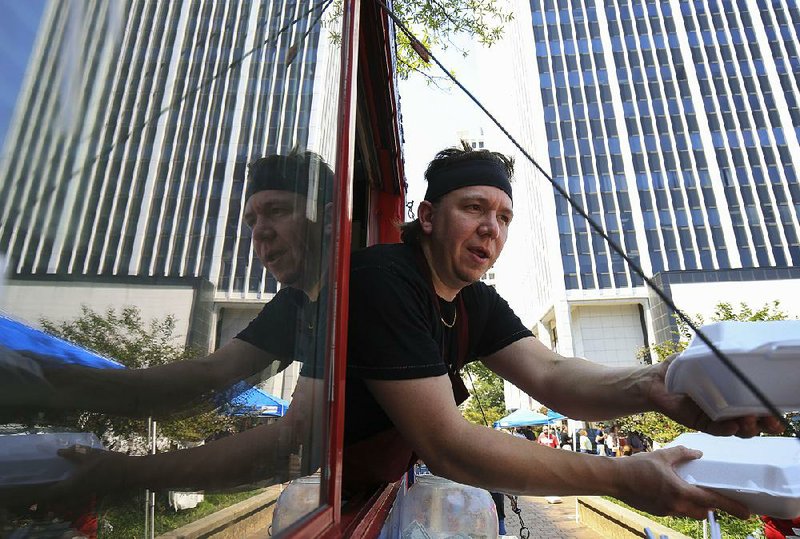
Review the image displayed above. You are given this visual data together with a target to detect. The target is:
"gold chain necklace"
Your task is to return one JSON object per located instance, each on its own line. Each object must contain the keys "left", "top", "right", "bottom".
{"left": 440, "top": 308, "right": 457, "bottom": 328}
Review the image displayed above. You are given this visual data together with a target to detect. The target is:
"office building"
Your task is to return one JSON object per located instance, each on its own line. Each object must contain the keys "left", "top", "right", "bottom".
{"left": 488, "top": 0, "right": 800, "bottom": 409}
{"left": 0, "top": 0, "right": 341, "bottom": 399}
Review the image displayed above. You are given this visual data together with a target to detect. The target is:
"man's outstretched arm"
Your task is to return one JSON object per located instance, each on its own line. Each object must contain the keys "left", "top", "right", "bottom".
{"left": 482, "top": 336, "right": 783, "bottom": 437}
{"left": 365, "top": 374, "right": 749, "bottom": 520}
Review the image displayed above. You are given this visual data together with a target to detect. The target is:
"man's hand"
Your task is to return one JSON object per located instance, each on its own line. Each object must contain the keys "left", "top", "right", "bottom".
{"left": 646, "top": 358, "right": 784, "bottom": 437}
{"left": 0, "top": 445, "right": 132, "bottom": 509}
{"left": 613, "top": 446, "right": 750, "bottom": 519}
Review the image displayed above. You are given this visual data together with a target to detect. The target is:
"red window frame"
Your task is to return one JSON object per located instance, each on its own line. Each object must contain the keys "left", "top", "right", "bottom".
{"left": 282, "top": 0, "right": 406, "bottom": 534}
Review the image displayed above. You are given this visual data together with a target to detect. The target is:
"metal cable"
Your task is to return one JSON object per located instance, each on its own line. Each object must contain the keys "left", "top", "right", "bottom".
{"left": 376, "top": 0, "right": 796, "bottom": 437}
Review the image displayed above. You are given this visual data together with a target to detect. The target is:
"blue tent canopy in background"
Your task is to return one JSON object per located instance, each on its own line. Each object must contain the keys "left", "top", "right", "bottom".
{"left": 493, "top": 408, "right": 567, "bottom": 428}
{"left": 0, "top": 313, "right": 124, "bottom": 369}
{"left": 225, "top": 386, "right": 289, "bottom": 417}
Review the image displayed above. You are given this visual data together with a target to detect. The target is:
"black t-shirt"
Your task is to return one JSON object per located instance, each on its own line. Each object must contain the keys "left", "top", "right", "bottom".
{"left": 345, "top": 243, "right": 532, "bottom": 444}
{"left": 235, "top": 286, "right": 325, "bottom": 380}
{"left": 235, "top": 243, "right": 533, "bottom": 450}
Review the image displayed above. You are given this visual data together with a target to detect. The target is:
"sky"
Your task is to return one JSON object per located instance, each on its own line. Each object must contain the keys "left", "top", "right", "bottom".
{"left": 396, "top": 38, "right": 513, "bottom": 214}
{"left": 395, "top": 29, "right": 548, "bottom": 328}
{"left": 0, "top": 0, "right": 47, "bottom": 149}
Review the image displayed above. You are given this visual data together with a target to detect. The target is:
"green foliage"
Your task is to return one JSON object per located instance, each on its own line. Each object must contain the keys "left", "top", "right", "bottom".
{"left": 626, "top": 301, "right": 791, "bottom": 443}
{"left": 460, "top": 362, "right": 507, "bottom": 426}
{"left": 608, "top": 498, "right": 764, "bottom": 539}
{"left": 97, "top": 489, "right": 264, "bottom": 538}
{"left": 390, "top": 0, "right": 513, "bottom": 80}
{"left": 41, "top": 306, "right": 233, "bottom": 444}
{"left": 329, "top": 0, "right": 513, "bottom": 81}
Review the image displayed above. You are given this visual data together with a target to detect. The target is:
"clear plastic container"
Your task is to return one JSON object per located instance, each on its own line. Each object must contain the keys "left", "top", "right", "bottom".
{"left": 0, "top": 432, "right": 104, "bottom": 486}
{"left": 395, "top": 474, "right": 498, "bottom": 539}
{"left": 666, "top": 432, "right": 800, "bottom": 519}
{"left": 271, "top": 474, "right": 322, "bottom": 533}
{"left": 665, "top": 321, "right": 800, "bottom": 420}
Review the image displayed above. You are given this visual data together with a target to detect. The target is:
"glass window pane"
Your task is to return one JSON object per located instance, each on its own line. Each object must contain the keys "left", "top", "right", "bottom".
{"left": 0, "top": 2, "right": 345, "bottom": 535}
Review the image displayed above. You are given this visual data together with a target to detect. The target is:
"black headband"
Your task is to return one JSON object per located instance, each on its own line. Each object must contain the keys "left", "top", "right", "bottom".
{"left": 424, "top": 160, "right": 512, "bottom": 202}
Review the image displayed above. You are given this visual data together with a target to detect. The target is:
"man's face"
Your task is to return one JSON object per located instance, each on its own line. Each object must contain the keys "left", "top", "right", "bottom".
{"left": 423, "top": 184, "right": 513, "bottom": 291}
{"left": 244, "top": 190, "right": 321, "bottom": 289}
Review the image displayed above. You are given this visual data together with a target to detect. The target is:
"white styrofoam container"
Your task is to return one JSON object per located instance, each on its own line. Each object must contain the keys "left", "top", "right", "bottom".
{"left": 666, "top": 433, "right": 800, "bottom": 519}
{"left": 665, "top": 321, "right": 800, "bottom": 420}
{"left": 0, "top": 432, "right": 103, "bottom": 487}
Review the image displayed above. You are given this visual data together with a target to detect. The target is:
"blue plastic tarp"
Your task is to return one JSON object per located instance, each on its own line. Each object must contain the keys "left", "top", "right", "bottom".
{"left": 0, "top": 313, "right": 124, "bottom": 369}
{"left": 493, "top": 408, "right": 552, "bottom": 428}
{"left": 225, "top": 386, "right": 289, "bottom": 417}
{"left": 546, "top": 409, "right": 567, "bottom": 422}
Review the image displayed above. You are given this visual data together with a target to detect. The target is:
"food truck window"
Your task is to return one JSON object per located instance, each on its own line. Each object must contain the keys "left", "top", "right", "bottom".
{"left": 0, "top": 0, "right": 355, "bottom": 536}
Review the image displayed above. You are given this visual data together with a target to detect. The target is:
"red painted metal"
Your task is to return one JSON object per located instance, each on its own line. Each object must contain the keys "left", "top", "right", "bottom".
{"left": 325, "top": 0, "right": 360, "bottom": 526}
{"left": 341, "top": 482, "right": 401, "bottom": 538}
{"left": 284, "top": 0, "right": 360, "bottom": 535}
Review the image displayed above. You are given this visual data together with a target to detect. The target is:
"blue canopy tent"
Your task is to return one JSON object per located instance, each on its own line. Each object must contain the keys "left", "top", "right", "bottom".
{"left": 493, "top": 408, "right": 568, "bottom": 428}
{"left": 225, "top": 386, "right": 289, "bottom": 418}
{"left": 493, "top": 409, "right": 551, "bottom": 428}
{"left": 546, "top": 409, "right": 567, "bottom": 422}
{"left": 0, "top": 313, "right": 124, "bottom": 369}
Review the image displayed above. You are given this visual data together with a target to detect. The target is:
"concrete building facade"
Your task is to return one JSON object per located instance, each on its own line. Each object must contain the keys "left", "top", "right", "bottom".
{"left": 0, "top": 0, "right": 341, "bottom": 400}
{"left": 487, "top": 0, "right": 800, "bottom": 411}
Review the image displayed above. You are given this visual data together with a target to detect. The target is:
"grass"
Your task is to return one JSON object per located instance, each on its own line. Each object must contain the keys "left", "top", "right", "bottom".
{"left": 97, "top": 489, "right": 265, "bottom": 538}
{"left": 604, "top": 498, "right": 765, "bottom": 539}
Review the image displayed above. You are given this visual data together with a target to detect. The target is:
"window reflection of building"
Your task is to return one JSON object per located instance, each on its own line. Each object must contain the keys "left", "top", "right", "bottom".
{"left": 0, "top": 0, "right": 341, "bottom": 402}
{"left": 0, "top": 1, "right": 350, "bottom": 536}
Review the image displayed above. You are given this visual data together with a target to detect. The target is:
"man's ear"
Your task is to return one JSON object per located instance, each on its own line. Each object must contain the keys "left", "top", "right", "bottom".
{"left": 417, "top": 201, "right": 435, "bottom": 235}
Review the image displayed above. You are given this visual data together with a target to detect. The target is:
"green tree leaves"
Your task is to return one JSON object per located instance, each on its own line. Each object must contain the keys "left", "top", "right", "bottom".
{"left": 41, "top": 306, "right": 233, "bottom": 446}
{"left": 620, "top": 301, "right": 791, "bottom": 443}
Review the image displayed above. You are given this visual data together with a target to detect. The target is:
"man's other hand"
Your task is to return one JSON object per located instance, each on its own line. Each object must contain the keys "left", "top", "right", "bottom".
{"left": 646, "top": 358, "right": 784, "bottom": 438}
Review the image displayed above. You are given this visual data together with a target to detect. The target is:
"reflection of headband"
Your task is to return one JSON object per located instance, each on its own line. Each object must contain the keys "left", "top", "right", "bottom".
{"left": 247, "top": 154, "right": 334, "bottom": 221}
{"left": 424, "top": 160, "right": 512, "bottom": 202}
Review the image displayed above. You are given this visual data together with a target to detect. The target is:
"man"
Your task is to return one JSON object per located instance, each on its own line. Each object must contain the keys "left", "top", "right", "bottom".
{"left": 0, "top": 150, "right": 333, "bottom": 502}
{"left": 3, "top": 144, "right": 783, "bottom": 520}
{"left": 537, "top": 426, "right": 558, "bottom": 448}
{"left": 339, "top": 141, "right": 782, "bottom": 518}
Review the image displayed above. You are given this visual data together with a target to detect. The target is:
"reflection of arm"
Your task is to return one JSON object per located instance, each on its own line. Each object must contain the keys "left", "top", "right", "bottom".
{"left": 37, "top": 339, "right": 288, "bottom": 418}
{"left": 64, "top": 376, "right": 323, "bottom": 495}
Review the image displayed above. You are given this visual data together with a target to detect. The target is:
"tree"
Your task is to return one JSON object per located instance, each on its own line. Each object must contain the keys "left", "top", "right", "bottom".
{"left": 390, "top": 0, "right": 513, "bottom": 81}
{"left": 41, "top": 306, "right": 233, "bottom": 452}
{"left": 619, "top": 301, "right": 791, "bottom": 444}
{"left": 330, "top": 0, "right": 513, "bottom": 82}
{"left": 460, "top": 361, "right": 507, "bottom": 426}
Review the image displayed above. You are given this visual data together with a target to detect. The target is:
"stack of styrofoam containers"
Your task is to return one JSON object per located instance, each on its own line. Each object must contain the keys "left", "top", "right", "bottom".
{"left": 666, "top": 321, "right": 800, "bottom": 420}
{"left": 394, "top": 474, "right": 497, "bottom": 538}
{"left": 666, "top": 433, "right": 800, "bottom": 519}
{"left": 665, "top": 321, "right": 800, "bottom": 518}
{"left": 0, "top": 432, "right": 103, "bottom": 487}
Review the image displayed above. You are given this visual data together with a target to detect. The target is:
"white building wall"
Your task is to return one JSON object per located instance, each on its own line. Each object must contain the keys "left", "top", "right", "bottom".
{"left": 669, "top": 280, "right": 800, "bottom": 322}
{"left": 0, "top": 282, "right": 196, "bottom": 344}
{"left": 571, "top": 304, "right": 645, "bottom": 368}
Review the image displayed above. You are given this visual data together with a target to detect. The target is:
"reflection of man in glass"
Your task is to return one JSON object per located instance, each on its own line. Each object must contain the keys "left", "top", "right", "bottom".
{"left": 0, "top": 150, "right": 333, "bottom": 502}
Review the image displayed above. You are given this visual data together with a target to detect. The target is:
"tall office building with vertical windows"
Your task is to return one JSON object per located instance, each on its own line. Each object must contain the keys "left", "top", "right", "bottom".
{"left": 494, "top": 0, "right": 800, "bottom": 395}
{"left": 0, "top": 0, "right": 341, "bottom": 399}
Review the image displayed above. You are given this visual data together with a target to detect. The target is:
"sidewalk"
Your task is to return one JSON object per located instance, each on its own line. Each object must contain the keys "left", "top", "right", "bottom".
{"left": 502, "top": 495, "right": 602, "bottom": 539}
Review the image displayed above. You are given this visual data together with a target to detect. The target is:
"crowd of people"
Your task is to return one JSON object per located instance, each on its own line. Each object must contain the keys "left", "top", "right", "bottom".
{"left": 514, "top": 423, "right": 650, "bottom": 456}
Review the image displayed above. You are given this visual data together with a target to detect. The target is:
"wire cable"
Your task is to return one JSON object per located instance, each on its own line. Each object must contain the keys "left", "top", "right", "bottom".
{"left": 376, "top": 0, "right": 796, "bottom": 438}
{"left": 1, "top": 0, "right": 333, "bottom": 232}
